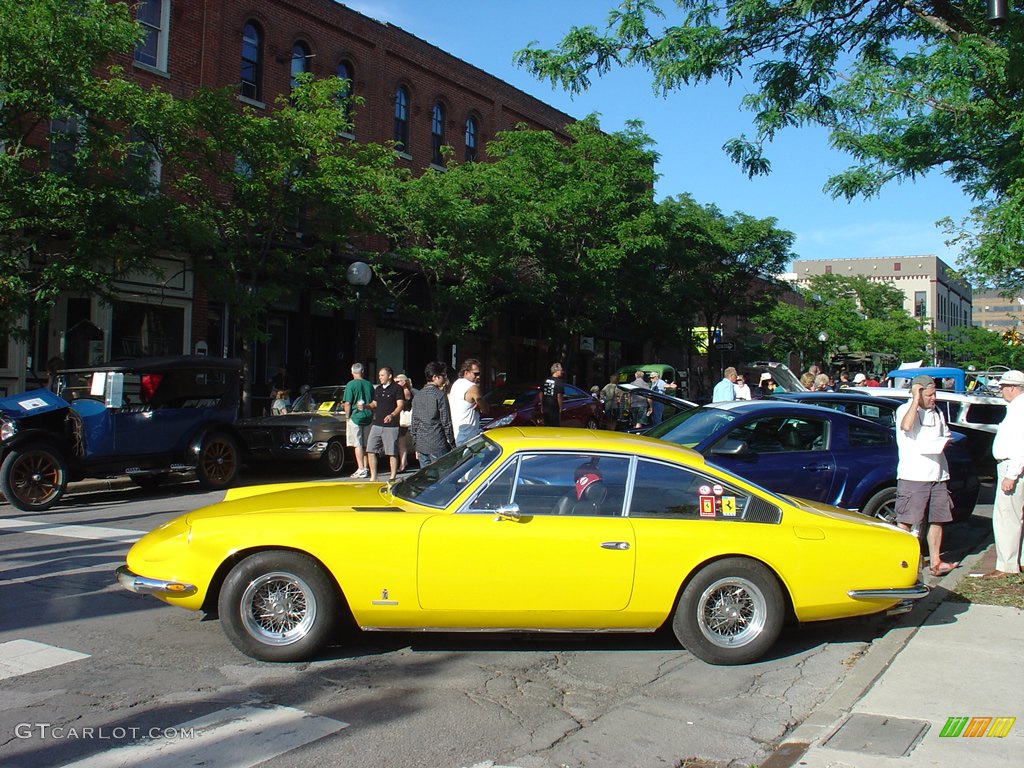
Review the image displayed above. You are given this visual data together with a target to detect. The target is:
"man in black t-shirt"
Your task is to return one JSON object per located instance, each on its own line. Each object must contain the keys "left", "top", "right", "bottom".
{"left": 367, "top": 366, "right": 405, "bottom": 481}
{"left": 542, "top": 363, "right": 565, "bottom": 427}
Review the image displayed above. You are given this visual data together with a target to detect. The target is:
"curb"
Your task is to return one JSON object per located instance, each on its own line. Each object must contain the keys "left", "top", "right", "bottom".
{"left": 761, "top": 540, "right": 995, "bottom": 768}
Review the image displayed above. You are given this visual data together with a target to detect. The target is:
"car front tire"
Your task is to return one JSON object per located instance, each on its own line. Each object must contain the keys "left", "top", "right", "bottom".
{"left": 317, "top": 439, "right": 346, "bottom": 476}
{"left": 218, "top": 551, "right": 340, "bottom": 662}
{"left": 1, "top": 445, "right": 68, "bottom": 512}
{"left": 672, "top": 558, "right": 784, "bottom": 665}
{"left": 195, "top": 433, "right": 240, "bottom": 490}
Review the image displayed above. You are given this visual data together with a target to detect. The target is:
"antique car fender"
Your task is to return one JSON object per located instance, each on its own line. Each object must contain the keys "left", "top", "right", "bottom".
{"left": 186, "top": 422, "right": 246, "bottom": 466}
{"left": 0, "top": 427, "right": 77, "bottom": 471}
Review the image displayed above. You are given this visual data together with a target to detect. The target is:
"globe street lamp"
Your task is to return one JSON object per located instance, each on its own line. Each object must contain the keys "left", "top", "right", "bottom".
{"left": 817, "top": 331, "right": 829, "bottom": 370}
{"left": 346, "top": 261, "right": 372, "bottom": 364}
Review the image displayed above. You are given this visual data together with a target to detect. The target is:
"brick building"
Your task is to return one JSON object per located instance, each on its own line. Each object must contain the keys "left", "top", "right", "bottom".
{"left": 3, "top": 0, "right": 581, "bottom": 403}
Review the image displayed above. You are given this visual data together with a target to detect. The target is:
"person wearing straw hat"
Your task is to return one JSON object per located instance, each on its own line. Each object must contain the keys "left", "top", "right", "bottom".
{"left": 894, "top": 374, "right": 959, "bottom": 577}
{"left": 978, "top": 369, "right": 1024, "bottom": 578}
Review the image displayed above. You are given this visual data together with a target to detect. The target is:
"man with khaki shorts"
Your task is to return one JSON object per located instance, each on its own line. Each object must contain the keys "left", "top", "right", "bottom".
{"left": 342, "top": 363, "right": 374, "bottom": 478}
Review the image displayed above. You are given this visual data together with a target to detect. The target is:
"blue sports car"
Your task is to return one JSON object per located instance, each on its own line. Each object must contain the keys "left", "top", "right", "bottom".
{"left": 643, "top": 400, "right": 979, "bottom": 523}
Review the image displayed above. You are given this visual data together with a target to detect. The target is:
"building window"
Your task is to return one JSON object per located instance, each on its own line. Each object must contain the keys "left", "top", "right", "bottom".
{"left": 393, "top": 86, "right": 410, "bottom": 152}
{"left": 291, "top": 41, "right": 311, "bottom": 91}
{"left": 241, "top": 22, "right": 263, "bottom": 101}
{"left": 824, "top": 265, "right": 832, "bottom": 274}
{"left": 49, "top": 111, "right": 80, "bottom": 174}
{"left": 464, "top": 116, "right": 478, "bottom": 162}
{"left": 134, "top": 0, "right": 170, "bottom": 71}
{"left": 893, "top": 262, "right": 901, "bottom": 272}
{"left": 127, "top": 128, "right": 162, "bottom": 192}
{"left": 431, "top": 102, "right": 446, "bottom": 166}
{"left": 915, "top": 291, "right": 927, "bottom": 318}
{"left": 336, "top": 60, "right": 353, "bottom": 128}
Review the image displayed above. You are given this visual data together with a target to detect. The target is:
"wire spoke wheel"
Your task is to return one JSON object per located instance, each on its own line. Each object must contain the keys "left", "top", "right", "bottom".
{"left": 696, "top": 577, "right": 767, "bottom": 648}
{"left": 240, "top": 571, "right": 317, "bottom": 646}
{"left": 196, "top": 433, "right": 239, "bottom": 489}
{"left": 1, "top": 446, "right": 68, "bottom": 511}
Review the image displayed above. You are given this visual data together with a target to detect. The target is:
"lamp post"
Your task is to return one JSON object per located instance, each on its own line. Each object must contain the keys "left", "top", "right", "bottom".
{"left": 817, "top": 331, "right": 829, "bottom": 371}
{"left": 346, "top": 261, "right": 372, "bottom": 364}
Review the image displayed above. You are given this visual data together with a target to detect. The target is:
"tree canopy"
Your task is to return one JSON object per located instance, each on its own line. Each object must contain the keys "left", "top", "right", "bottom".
{"left": 515, "top": 0, "right": 1024, "bottom": 290}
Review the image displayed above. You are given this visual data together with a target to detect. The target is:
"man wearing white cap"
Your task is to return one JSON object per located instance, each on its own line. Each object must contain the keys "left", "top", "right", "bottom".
{"left": 894, "top": 374, "right": 959, "bottom": 576}
{"left": 980, "top": 369, "right": 1024, "bottom": 578}
{"left": 852, "top": 372, "right": 867, "bottom": 385}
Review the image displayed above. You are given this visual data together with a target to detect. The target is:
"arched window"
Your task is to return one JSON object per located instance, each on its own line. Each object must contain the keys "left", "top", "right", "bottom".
{"left": 393, "top": 86, "right": 410, "bottom": 152}
{"left": 337, "top": 60, "right": 354, "bottom": 127}
{"left": 431, "top": 102, "right": 446, "bottom": 166}
{"left": 465, "top": 116, "right": 478, "bottom": 162}
{"left": 291, "top": 41, "right": 311, "bottom": 91}
{"left": 240, "top": 22, "right": 263, "bottom": 101}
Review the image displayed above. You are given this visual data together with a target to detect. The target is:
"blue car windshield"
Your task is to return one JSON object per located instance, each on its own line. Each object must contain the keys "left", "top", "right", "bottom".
{"left": 392, "top": 437, "right": 502, "bottom": 507}
{"left": 645, "top": 407, "right": 739, "bottom": 448}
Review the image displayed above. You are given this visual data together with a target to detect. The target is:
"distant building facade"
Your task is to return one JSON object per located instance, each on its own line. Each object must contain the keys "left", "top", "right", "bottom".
{"left": 790, "top": 255, "right": 973, "bottom": 365}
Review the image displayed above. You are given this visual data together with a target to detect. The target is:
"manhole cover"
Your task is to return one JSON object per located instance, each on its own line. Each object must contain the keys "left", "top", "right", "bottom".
{"left": 823, "top": 713, "right": 930, "bottom": 756}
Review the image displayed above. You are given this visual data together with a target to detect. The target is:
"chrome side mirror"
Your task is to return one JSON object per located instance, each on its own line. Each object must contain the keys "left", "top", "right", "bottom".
{"left": 493, "top": 503, "right": 521, "bottom": 522}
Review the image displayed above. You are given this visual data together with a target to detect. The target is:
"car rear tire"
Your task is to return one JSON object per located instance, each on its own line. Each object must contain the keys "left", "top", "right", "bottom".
{"left": 317, "top": 439, "right": 346, "bottom": 476}
{"left": 672, "top": 558, "right": 784, "bottom": 665}
{"left": 863, "top": 486, "right": 898, "bottom": 525}
{"left": 195, "top": 433, "right": 240, "bottom": 490}
{"left": 0, "top": 445, "right": 68, "bottom": 512}
{"left": 218, "top": 551, "right": 339, "bottom": 662}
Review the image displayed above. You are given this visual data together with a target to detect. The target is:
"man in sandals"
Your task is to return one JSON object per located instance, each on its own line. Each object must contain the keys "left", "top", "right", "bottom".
{"left": 895, "top": 374, "right": 959, "bottom": 577}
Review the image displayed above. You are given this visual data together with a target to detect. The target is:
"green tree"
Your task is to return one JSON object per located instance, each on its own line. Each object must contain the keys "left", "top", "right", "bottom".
{"left": 485, "top": 117, "right": 661, "bottom": 374}
{"left": 156, "top": 77, "right": 396, "bottom": 411}
{"left": 755, "top": 274, "right": 930, "bottom": 366}
{"left": 0, "top": 0, "right": 170, "bottom": 338}
{"left": 515, "top": 1, "right": 1024, "bottom": 289}
{"left": 656, "top": 194, "right": 794, "bottom": 373}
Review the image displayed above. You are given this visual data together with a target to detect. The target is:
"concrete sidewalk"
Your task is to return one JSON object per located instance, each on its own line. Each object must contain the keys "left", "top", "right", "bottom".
{"left": 766, "top": 544, "right": 1023, "bottom": 768}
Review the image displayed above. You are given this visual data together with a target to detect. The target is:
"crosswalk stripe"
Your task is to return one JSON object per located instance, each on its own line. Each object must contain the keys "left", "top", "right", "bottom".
{"left": 0, "top": 518, "right": 141, "bottom": 543}
{"left": 0, "top": 639, "right": 90, "bottom": 680}
{"left": 59, "top": 704, "right": 349, "bottom": 768}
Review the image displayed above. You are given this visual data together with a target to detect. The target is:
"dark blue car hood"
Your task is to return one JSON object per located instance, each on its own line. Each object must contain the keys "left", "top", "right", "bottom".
{"left": 0, "top": 388, "right": 68, "bottom": 420}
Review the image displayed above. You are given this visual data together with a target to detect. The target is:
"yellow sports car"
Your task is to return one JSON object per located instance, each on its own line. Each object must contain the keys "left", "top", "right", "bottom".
{"left": 117, "top": 428, "right": 926, "bottom": 665}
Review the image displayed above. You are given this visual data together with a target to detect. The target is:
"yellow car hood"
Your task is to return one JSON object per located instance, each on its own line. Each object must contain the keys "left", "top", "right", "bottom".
{"left": 190, "top": 481, "right": 400, "bottom": 522}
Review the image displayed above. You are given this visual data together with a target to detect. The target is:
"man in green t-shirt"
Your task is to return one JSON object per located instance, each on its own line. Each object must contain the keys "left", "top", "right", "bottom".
{"left": 343, "top": 362, "right": 375, "bottom": 478}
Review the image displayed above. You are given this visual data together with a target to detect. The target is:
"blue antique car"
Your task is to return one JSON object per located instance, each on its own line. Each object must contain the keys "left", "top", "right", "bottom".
{"left": 0, "top": 356, "right": 243, "bottom": 511}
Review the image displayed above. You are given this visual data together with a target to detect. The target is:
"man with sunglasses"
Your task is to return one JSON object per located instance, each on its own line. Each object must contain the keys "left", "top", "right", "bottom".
{"left": 449, "top": 358, "right": 489, "bottom": 446}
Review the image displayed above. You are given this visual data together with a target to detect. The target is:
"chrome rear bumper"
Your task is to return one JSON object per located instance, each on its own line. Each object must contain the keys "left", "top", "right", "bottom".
{"left": 848, "top": 582, "right": 929, "bottom": 601}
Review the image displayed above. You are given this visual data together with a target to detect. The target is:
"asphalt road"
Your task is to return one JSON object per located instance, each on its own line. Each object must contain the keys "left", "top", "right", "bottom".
{"left": 0, "top": 473, "right": 995, "bottom": 768}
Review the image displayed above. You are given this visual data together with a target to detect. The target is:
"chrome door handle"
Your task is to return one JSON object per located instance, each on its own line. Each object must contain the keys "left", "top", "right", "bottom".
{"left": 801, "top": 464, "right": 832, "bottom": 472}
{"left": 601, "top": 541, "right": 631, "bottom": 550}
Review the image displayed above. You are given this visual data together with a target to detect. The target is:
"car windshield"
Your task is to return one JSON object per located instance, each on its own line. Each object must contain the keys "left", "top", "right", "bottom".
{"left": 290, "top": 387, "right": 345, "bottom": 414}
{"left": 483, "top": 387, "right": 539, "bottom": 408}
{"left": 392, "top": 436, "right": 502, "bottom": 507}
{"left": 645, "top": 407, "right": 739, "bottom": 448}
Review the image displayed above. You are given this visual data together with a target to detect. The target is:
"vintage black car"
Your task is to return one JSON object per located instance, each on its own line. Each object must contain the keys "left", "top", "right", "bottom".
{"left": 235, "top": 385, "right": 349, "bottom": 476}
{"left": 0, "top": 356, "right": 243, "bottom": 511}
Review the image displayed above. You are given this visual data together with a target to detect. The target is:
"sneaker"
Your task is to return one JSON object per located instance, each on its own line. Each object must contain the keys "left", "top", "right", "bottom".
{"left": 350, "top": 468, "right": 369, "bottom": 478}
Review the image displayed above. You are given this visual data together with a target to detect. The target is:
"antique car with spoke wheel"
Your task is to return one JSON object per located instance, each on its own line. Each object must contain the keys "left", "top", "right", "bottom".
{"left": 235, "top": 385, "right": 351, "bottom": 477}
{"left": 117, "top": 428, "right": 927, "bottom": 666}
{"left": 0, "top": 356, "right": 242, "bottom": 511}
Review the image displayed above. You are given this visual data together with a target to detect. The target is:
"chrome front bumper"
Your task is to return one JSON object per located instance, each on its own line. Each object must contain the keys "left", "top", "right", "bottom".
{"left": 116, "top": 565, "right": 197, "bottom": 597}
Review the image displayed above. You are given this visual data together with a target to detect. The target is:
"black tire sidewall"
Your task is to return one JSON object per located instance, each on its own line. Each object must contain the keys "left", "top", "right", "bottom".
{"left": 863, "top": 486, "right": 898, "bottom": 523}
{"left": 1, "top": 444, "right": 68, "bottom": 512}
{"left": 672, "top": 557, "right": 784, "bottom": 665}
{"left": 318, "top": 440, "right": 346, "bottom": 476}
{"left": 218, "top": 551, "right": 339, "bottom": 662}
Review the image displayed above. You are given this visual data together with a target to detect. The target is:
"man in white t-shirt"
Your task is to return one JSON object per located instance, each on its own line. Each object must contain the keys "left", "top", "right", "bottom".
{"left": 449, "top": 358, "right": 489, "bottom": 446}
{"left": 980, "top": 370, "right": 1024, "bottom": 578}
{"left": 894, "top": 374, "right": 958, "bottom": 577}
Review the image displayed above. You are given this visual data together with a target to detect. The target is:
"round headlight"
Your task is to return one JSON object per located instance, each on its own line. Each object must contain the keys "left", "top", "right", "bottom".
{"left": 1, "top": 418, "right": 16, "bottom": 441}
{"left": 301, "top": 431, "right": 313, "bottom": 444}
{"left": 288, "top": 431, "right": 300, "bottom": 445}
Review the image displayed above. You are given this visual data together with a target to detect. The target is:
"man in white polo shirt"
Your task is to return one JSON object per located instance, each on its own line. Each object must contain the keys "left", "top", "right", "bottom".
{"left": 979, "top": 369, "right": 1024, "bottom": 578}
{"left": 895, "top": 374, "right": 959, "bottom": 577}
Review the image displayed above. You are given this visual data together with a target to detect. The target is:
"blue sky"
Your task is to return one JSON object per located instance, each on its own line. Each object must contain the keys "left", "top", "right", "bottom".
{"left": 342, "top": 0, "right": 974, "bottom": 269}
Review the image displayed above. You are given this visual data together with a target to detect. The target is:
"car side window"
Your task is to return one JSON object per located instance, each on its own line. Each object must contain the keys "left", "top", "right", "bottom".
{"left": 847, "top": 422, "right": 893, "bottom": 448}
{"left": 469, "top": 452, "right": 629, "bottom": 517}
{"left": 727, "top": 416, "right": 826, "bottom": 453}
{"left": 629, "top": 459, "right": 750, "bottom": 520}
